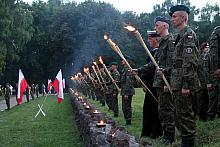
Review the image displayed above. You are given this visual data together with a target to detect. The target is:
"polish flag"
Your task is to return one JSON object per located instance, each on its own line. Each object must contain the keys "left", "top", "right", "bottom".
{"left": 17, "top": 69, "right": 29, "bottom": 105}
{"left": 47, "top": 79, "right": 53, "bottom": 91}
{"left": 53, "top": 70, "right": 64, "bottom": 104}
{"left": 62, "top": 78, "right": 65, "bottom": 89}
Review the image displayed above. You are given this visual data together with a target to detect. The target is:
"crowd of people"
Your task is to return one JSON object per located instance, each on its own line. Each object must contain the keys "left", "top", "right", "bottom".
{"left": 0, "top": 83, "right": 49, "bottom": 110}
{"left": 72, "top": 5, "right": 220, "bottom": 147}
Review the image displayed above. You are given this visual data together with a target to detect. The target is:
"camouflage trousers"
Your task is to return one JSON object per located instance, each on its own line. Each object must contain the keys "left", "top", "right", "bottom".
{"left": 112, "top": 92, "right": 119, "bottom": 115}
{"left": 122, "top": 95, "right": 133, "bottom": 121}
{"left": 5, "top": 97, "right": 10, "bottom": 109}
{"left": 173, "top": 90, "right": 196, "bottom": 141}
{"left": 156, "top": 88, "right": 175, "bottom": 136}
{"left": 194, "top": 88, "right": 209, "bottom": 121}
{"left": 105, "top": 93, "right": 113, "bottom": 110}
{"left": 207, "top": 82, "right": 220, "bottom": 117}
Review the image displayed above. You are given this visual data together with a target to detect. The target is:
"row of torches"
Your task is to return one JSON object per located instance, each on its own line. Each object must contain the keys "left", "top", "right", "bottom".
{"left": 71, "top": 25, "right": 173, "bottom": 103}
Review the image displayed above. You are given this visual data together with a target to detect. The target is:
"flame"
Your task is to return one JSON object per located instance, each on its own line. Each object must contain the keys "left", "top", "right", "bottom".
{"left": 104, "top": 35, "right": 108, "bottom": 40}
{"left": 99, "top": 57, "right": 103, "bottom": 64}
{"left": 124, "top": 25, "right": 136, "bottom": 32}
{"left": 94, "top": 110, "right": 98, "bottom": 113}
{"left": 99, "top": 120, "right": 104, "bottom": 124}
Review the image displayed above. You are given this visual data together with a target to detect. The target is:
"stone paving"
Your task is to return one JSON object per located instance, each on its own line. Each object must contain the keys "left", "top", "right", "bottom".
{"left": 0, "top": 95, "right": 37, "bottom": 112}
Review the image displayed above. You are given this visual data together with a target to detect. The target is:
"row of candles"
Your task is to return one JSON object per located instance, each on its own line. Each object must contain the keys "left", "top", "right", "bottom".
{"left": 71, "top": 90, "right": 129, "bottom": 141}
{"left": 72, "top": 91, "right": 106, "bottom": 128}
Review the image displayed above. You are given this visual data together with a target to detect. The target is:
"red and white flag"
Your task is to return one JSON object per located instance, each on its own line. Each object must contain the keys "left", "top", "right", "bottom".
{"left": 53, "top": 70, "right": 64, "bottom": 104}
{"left": 47, "top": 79, "right": 53, "bottom": 91}
{"left": 17, "top": 69, "right": 29, "bottom": 105}
{"left": 62, "top": 78, "right": 65, "bottom": 89}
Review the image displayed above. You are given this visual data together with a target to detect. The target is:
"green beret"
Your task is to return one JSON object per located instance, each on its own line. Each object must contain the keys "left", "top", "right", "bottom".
{"left": 169, "top": 5, "right": 190, "bottom": 16}
{"left": 147, "top": 31, "right": 159, "bottom": 37}
{"left": 111, "top": 62, "right": 118, "bottom": 66}
{"left": 154, "top": 16, "right": 171, "bottom": 26}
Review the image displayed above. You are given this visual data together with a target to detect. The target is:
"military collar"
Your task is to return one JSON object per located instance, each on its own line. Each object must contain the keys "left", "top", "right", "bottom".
{"left": 179, "top": 26, "right": 189, "bottom": 36}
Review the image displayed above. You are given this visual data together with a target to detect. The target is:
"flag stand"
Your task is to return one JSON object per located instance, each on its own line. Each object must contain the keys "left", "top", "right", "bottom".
{"left": 34, "top": 94, "right": 48, "bottom": 118}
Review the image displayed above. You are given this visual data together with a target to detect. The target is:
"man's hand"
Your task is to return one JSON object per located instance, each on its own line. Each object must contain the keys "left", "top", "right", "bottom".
{"left": 181, "top": 88, "right": 190, "bottom": 97}
{"left": 129, "top": 69, "right": 138, "bottom": 74}
{"left": 164, "top": 86, "right": 169, "bottom": 93}
{"left": 207, "top": 83, "right": 212, "bottom": 91}
{"left": 112, "top": 80, "right": 116, "bottom": 84}
{"left": 156, "top": 67, "right": 164, "bottom": 76}
{"left": 124, "top": 95, "right": 128, "bottom": 100}
{"left": 214, "top": 69, "right": 220, "bottom": 78}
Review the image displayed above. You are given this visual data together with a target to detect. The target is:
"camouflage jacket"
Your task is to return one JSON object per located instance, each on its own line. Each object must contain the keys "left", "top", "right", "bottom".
{"left": 199, "top": 52, "right": 211, "bottom": 87}
{"left": 153, "top": 34, "right": 175, "bottom": 88}
{"left": 170, "top": 26, "right": 200, "bottom": 90}
{"left": 106, "top": 68, "right": 120, "bottom": 94}
{"left": 209, "top": 26, "right": 220, "bottom": 86}
{"left": 120, "top": 66, "right": 135, "bottom": 96}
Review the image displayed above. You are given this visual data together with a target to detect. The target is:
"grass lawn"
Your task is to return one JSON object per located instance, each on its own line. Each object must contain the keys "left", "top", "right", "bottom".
{"left": 0, "top": 94, "right": 83, "bottom": 147}
{"left": 87, "top": 88, "right": 220, "bottom": 147}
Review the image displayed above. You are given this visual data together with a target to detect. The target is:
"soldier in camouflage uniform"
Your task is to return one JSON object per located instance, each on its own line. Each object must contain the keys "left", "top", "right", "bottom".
{"left": 30, "top": 84, "right": 35, "bottom": 100}
{"left": 120, "top": 60, "right": 135, "bottom": 125}
{"left": 4, "top": 83, "right": 11, "bottom": 110}
{"left": 153, "top": 16, "right": 175, "bottom": 144}
{"left": 105, "top": 66, "right": 113, "bottom": 111}
{"left": 169, "top": 5, "right": 201, "bottom": 147}
{"left": 35, "top": 84, "right": 39, "bottom": 98}
{"left": 26, "top": 87, "right": 30, "bottom": 102}
{"left": 207, "top": 26, "right": 220, "bottom": 119}
{"left": 195, "top": 43, "right": 210, "bottom": 121}
{"left": 110, "top": 62, "right": 120, "bottom": 117}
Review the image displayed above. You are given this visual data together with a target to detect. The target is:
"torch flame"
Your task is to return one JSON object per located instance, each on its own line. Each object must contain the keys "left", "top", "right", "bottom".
{"left": 99, "top": 120, "right": 104, "bottom": 124}
{"left": 99, "top": 57, "right": 103, "bottom": 64}
{"left": 104, "top": 35, "right": 108, "bottom": 40}
{"left": 124, "top": 25, "right": 136, "bottom": 32}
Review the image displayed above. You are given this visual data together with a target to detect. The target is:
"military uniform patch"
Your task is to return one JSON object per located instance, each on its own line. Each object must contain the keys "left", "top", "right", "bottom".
{"left": 185, "top": 48, "right": 192, "bottom": 53}
{"left": 187, "top": 35, "right": 193, "bottom": 39}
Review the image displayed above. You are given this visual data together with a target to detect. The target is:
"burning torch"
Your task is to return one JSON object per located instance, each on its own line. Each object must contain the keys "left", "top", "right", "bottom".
{"left": 104, "top": 34, "right": 157, "bottom": 101}
{"left": 99, "top": 56, "right": 120, "bottom": 91}
{"left": 124, "top": 25, "right": 172, "bottom": 94}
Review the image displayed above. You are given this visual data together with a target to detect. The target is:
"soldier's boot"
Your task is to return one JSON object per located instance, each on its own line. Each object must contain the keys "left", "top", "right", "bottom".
{"left": 181, "top": 139, "right": 194, "bottom": 147}
{"left": 163, "top": 131, "right": 174, "bottom": 145}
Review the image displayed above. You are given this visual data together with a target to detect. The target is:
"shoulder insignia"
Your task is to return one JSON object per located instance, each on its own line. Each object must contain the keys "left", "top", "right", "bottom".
{"left": 187, "top": 35, "right": 193, "bottom": 39}
{"left": 185, "top": 48, "right": 193, "bottom": 54}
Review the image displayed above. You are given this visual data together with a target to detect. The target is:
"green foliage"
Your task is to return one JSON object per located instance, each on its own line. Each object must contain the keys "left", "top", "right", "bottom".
{"left": 0, "top": 0, "right": 220, "bottom": 86}
{"left": 0, "top": 95, "right": 83, "bottom": 147}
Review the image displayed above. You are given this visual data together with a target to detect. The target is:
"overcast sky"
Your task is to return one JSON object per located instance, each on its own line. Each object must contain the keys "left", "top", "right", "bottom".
{"left": 23, "top": 0, "right": 219, "bottom": 14}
